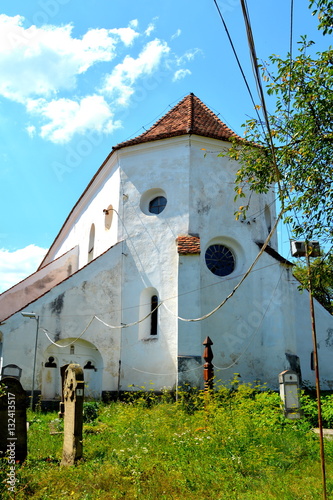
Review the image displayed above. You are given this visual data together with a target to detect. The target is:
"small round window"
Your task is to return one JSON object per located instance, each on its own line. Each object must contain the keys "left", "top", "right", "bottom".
{"left": 205, "top": 244, "right": 235, "bottom": 276}
{"left": 149, "top": 196, "right": 167, "bottom": 214}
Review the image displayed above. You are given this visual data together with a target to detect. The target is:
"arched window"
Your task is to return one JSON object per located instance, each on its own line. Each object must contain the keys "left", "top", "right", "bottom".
{"left": 138, "top": 287, "right": 159, "bottom": 339}
{"left": 150, "top": 295, "right": 158, "bottom": 336}
{"left": 265, "top": 205, "right": 271, "bottom": 234}
{"left": 88, "top": 224, "right": 95, "bottom": 263}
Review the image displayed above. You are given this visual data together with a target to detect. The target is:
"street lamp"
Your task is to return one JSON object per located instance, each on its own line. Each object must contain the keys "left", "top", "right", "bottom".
{"left": 21, "top": 312, "right": 39, "bottom": 410}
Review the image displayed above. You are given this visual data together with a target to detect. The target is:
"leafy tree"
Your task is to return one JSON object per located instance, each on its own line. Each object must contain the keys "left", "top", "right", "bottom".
{"left": 293, "top": 255, "right": 333, "bottom": 314}
{"left": 224, "top": 1, "right": 333, "bottom": 250}
{"left": 309, "top": 0, "right": 333, "bottom": 34}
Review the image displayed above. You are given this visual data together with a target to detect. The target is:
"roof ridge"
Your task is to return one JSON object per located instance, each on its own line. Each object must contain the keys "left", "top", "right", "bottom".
{"left": 112, "top": 93, "right": 241, "bottom": 151}
{"left": 188, "top": 92, "right": 194, "bottom": 133}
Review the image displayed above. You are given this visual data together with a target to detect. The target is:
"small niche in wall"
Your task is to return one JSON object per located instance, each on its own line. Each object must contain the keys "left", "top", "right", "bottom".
{"left": 104, "top": 205, "right": 113, "bottom": 230}
{"left": 45, "top": 356, "right": 57, "bottom": 368}
{"left": 88, "top": 224, "right": 95, "bottom": 263}
{"left": 84, "top": 360, "right": 97, "bottom": 371}
{"left": 264, "top": 205, "right": 271, "bottom": 234}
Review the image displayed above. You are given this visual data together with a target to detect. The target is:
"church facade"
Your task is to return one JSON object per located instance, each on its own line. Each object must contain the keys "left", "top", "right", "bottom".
{"left": 1, "top": 94, "right": 332, "bottom": 401}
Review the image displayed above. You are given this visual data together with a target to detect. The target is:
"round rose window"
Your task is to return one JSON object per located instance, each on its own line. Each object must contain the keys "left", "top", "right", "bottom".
{"left": 205, "top": 244, "right": 235, "bottom": 276}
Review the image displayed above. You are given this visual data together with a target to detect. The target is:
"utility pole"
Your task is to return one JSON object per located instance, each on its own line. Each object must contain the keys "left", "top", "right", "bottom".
{"left": 305, "top": 242, "right": 327, "bottom": 500}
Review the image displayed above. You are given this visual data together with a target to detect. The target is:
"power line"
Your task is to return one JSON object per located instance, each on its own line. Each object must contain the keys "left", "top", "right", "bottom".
{"left": 163, "top": 208, "right": 282, "bottom": 322}
{"left": 38, "top": 207, "right": 283, "bottom": 343}
{"left": 212, "top": 0, "right": 263, "bottom": 129}
{"left": 213, "top": 266, "right": 284, "bottom": 371}
{"left": 239, "top": 0, "right": 286, "bottom": 223}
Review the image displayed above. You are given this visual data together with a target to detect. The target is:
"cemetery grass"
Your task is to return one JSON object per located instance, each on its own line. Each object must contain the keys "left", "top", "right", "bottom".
{"left": 2, "top": 383, "right": 333, "bottom": 499}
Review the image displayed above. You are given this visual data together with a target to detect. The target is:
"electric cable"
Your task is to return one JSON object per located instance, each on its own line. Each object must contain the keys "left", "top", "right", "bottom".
{"left": 41, "top": 316, "right": 95, "bottom": 348}
{"left": 240, "top": 0, "right": 284, "bottom": 202}
{"left": 213, "top": 267, "right": 284, "bottom": 370}
{"left": 212, "top": 0, "right": 263, "bottom": 131}
{"left": 162, "top": 208, "right": 283, "bottom": 322}
{"left": 127, "top": 363, "right": 204, "bottom": 377}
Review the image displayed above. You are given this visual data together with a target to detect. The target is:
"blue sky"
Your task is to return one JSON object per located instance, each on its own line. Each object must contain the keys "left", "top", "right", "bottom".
{"left": 0, "top": 0, "right": 328, "bottom": 292}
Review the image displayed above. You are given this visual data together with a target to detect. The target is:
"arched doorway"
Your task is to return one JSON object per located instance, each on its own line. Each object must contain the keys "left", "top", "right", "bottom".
{"left": 42, "top": 339, "right": 103, "bottom": 400}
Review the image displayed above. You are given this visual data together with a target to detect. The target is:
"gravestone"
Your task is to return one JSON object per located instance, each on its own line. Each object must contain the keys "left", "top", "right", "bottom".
{"left": 0, "top": 377, "right": 27, "bottom": 463}
{"left": 61, "top": 363, "right": 84, "bottom": 466}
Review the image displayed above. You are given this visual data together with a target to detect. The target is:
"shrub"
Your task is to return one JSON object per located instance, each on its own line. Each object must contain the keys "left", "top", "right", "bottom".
{"left": 82, "top": 401, "right": 101, "bottom": 423}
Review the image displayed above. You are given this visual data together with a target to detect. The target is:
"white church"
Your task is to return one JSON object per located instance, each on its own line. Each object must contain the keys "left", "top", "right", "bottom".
{"left": 0, "top": 93, "right": 332, "bottom": 403}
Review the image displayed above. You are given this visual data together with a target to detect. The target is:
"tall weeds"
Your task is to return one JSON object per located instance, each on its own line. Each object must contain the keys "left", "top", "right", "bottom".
{"left": 1, "top": 380, "right": 333, "bottom": 499}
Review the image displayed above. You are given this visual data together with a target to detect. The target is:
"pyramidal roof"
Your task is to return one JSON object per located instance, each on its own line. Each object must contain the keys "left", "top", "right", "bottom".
{"left": 113, "top": 93, "right": 240, "bottom": 151}
{"left": 37, "top": 94, "right": 240, "bottom": 271}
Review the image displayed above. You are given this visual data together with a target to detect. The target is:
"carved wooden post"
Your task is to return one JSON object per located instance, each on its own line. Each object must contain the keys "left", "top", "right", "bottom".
{"left": 203, "top": 336, "right": 214, "bottom": 392}
{"left": 61, "top": 364, "right": 84, "bottom": 466}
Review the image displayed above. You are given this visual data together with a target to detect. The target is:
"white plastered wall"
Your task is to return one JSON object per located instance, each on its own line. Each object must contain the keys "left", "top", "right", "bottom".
{"left": 42, "top": 156, "right": 121, "bottom": 270}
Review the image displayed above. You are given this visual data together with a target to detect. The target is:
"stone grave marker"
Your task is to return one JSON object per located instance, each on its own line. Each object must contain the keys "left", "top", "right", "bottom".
{"left": 0, "top": 376, "right": 27, "bottom": 463}
{"left": 61, "top": 363, "right": 84, "bottom": 466}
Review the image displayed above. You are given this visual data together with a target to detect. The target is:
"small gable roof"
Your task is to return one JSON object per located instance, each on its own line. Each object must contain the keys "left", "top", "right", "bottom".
{"left": 112, "top": 93, "right": 240, "bottom": 151}
{"left": 177, "top": 235, "right": 201, "bottom": 255}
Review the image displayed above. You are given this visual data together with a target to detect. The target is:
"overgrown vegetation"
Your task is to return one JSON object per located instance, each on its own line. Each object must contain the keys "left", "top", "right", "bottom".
{"left": 225, "top": 1, "right": 333, "bottom": 246}
{"left": 222, "top": 0, "right": 333, "bottom": 293}
{"left": 1, "top": 382, "right": 333, "bottom": 499}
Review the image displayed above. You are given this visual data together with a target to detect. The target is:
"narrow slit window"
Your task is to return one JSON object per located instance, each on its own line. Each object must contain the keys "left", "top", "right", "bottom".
{"left": 88, "top": 224, "right": 95, "bottom": 263}
{"left": 150, "top": 295, "right": 158, "bottom": 336}
{"left": 311, "top": 351, "right": 315, "bottom": 371}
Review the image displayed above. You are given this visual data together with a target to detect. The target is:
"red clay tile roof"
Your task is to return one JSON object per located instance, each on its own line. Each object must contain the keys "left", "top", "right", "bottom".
{"left": 113, "top": 93, "right": 240, "bottom": 151}
{"left": 177, "top": 235, "right": 201, "bottom": 255}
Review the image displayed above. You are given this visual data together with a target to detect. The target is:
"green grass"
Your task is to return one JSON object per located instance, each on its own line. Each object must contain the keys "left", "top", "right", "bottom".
{"left": 1, "top": 383, "right": 333, "bottom": 499}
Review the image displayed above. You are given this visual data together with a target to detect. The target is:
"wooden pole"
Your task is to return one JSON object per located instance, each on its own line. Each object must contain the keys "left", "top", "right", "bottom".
{"left": 203, "top": 336, "right": 214, "bottom": 392}
{"left": 306, "top": 242, "right": 327, "bottom": 500}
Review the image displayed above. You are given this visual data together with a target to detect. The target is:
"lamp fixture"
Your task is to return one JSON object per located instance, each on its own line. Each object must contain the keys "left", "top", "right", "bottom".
{"left": 21, "top": 312, "right": 38, "bottom": 319}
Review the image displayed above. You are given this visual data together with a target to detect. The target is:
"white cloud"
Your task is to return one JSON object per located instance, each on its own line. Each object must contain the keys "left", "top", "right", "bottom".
{"left": 173, "top": 68, "right": 191, "bottom": 81}
{"left": 0, "top": 14, "right": 138, "bottom": 102}
{"left": 129, "top": 19, "right": 139, "bottom": 29}
{"left": 0, "top": 245, "right": 47, "bottom": 293}
{"left": 109, "top": 26, "right": 139, "bottom": 46}
{"left": 100, "top": 39, "right": 170, "bottom": 105}
{"left": 0, "top": 14, "right": 199, "bottom": 144}
{"left": 28, "top": 95, "right": 122, "bottom": 143}
{"left": 26, "top": 124, "right": 36, "bottom": 137}
{"left": 145, "top": 23, "right": 155, "bottom": 37}
{"left": 171, "top": 29, "right": 181, "bottom": 40}
{"left": 176, "top": 48, "right": 202, "bottom": 65}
